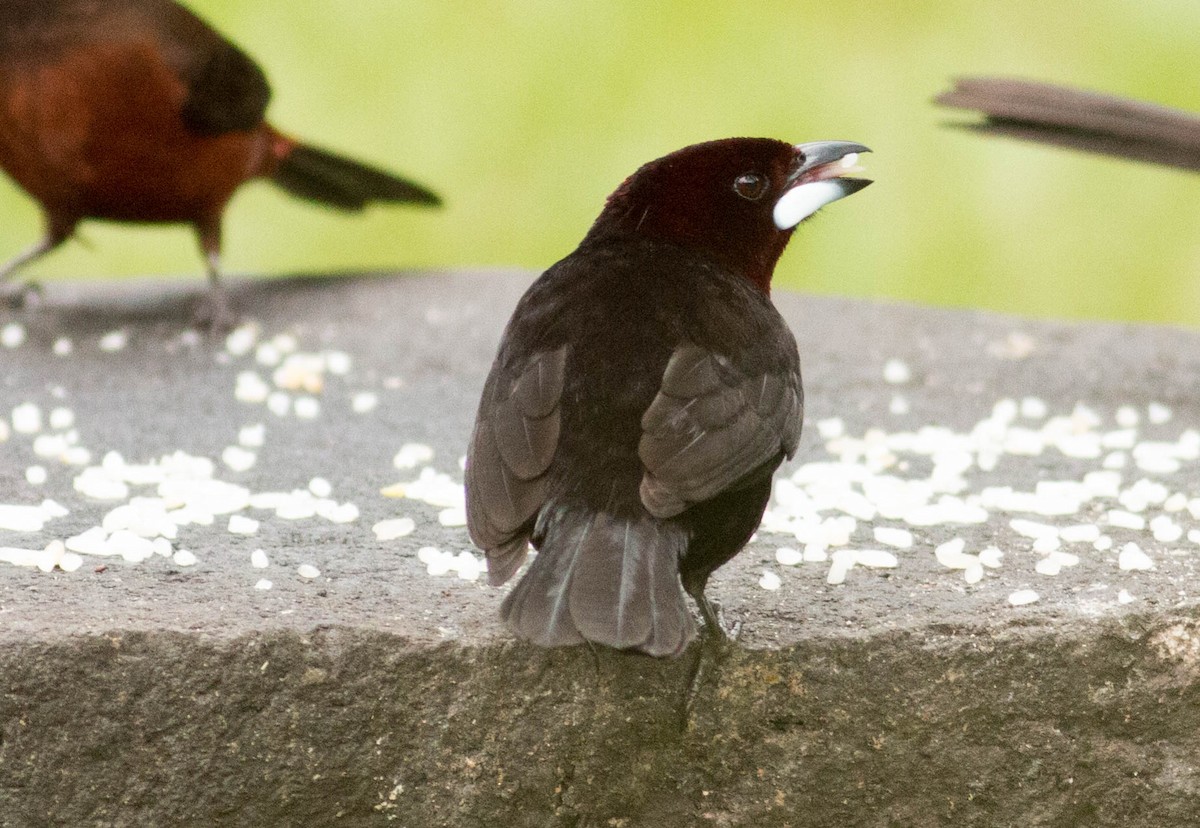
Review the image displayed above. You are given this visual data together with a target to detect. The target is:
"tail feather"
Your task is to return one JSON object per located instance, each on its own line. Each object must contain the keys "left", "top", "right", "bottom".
{"left": 500, "top": 509, "right": 696, "bottom": 657}
{"left": 936, "top": 77, "right": 1200, "bottom": 173}
{"left": 485, "top": 535, "right": 531, "bottom": 587}
{"left": 272, "top": 143, "right": 442, "bottom": 211}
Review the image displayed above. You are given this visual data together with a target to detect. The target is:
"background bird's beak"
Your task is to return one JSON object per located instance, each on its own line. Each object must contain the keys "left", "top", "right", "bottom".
{"left": 773, "top": 141, "right": 873, "bottom": 230}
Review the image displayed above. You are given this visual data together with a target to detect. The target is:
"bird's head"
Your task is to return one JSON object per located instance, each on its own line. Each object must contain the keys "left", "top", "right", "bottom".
{"left": 586, "top": 138, "right": 871, "bottom": 293}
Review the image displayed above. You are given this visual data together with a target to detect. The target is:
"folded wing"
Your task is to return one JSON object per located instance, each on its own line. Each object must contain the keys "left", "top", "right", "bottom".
{"left": 638, "top": 343, "right": 802, "bottom": 519}
{"left": 465, "top": 345, "right": 568, "bottom": 585}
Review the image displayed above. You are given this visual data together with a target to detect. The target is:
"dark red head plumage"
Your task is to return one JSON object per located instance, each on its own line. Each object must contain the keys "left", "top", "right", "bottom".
{"left": 584, "top": 137, "right": 870, "bottom": 293}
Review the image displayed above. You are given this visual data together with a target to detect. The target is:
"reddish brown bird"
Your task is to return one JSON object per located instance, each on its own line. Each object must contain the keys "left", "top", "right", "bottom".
{"left": 936, "top": 77, "right": 1200, "bottom": 173}
{"left": 466, "top": 138, "right": 871, "bottom": 657}
{"left": 0, "top": 0, "right": 440, "bottom": 326}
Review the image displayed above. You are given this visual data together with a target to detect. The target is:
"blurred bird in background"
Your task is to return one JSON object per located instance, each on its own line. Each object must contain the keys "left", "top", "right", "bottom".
{"left": 0, "top": 0, "right": 440, "bottom": 328}
{"left": 936, "top": 77, "right": 1200, "bottom": 173}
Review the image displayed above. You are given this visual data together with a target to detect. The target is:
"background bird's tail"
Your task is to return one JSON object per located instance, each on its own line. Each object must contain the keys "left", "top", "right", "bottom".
{"left": 936, "top": 77, "right": 1200, "bottom": 172}
{"left": 501, "top": 509, "right": 696, "bottom": 657}
{"left": 272, "top": 142, "right": 441, "bottom": 211}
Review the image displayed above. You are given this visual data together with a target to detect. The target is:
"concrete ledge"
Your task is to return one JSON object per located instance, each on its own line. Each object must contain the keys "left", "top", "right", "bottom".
{"left": 2, "top": 272, "right": 1200, "bottom": 825}
{"left": 5, "top": 618, "right": 1200, "bottom": 826}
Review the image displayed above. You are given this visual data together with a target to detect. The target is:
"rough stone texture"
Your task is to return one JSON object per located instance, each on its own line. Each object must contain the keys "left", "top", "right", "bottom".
{"left": 2, "top": 271, "right": 1200, "bottom": 826}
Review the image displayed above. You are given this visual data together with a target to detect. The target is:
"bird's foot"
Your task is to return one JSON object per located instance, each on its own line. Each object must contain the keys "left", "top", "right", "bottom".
{"left": 680, "top": 629, "right": 738, "bottom": 731}
{"left": 193, "top": 288, "right": 238, "bottom": 333}
{"left": 679, "top": 597, "right": 742, "bottom": 730}
{"left": 727, "top": 616, "right": 744, "bottom": 643}
{"left": 1, "top": 281, "right": 42, "bottom": 310}
{"left": 699, "top": 596, "right": 742, "bottom": 644}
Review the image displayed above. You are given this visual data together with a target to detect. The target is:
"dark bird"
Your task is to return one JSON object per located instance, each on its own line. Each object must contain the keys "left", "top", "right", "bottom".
{"left": 0, "top": 0, "right": 440, "bottom": 327}
{"left": 936, "top": 77, "right": 1200, "bottom": 173}
{"left": 466, "top": 138, "right": 871, "bottom": 657}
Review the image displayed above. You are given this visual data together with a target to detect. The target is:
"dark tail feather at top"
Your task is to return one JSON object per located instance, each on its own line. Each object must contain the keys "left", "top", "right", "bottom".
{"left": 935, "top": 77, "right": 1200, "bottom": 173}
{"left": 272, "top": 143, "right": 442, "bottom": 211}
{"left": 500, "top": 508, "right": 696, "bottom": 657}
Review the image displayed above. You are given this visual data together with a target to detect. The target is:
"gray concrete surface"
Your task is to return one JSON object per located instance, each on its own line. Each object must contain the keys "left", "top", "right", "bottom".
{"left": 1, "top": 271, "right": 1200, "bottom": 826}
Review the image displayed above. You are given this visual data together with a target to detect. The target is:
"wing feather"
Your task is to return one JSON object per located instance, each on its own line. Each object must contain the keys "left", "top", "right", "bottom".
{"left": 466, "top": 346, "right": 568, "bottom": 584}
{"left": 639, "top": 344, "right": 801, "bottom": 519}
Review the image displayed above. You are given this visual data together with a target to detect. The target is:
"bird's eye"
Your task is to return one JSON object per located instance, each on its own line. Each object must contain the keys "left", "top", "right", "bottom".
{"left": 733, "top": 173, "right": 768, "bottom": 201}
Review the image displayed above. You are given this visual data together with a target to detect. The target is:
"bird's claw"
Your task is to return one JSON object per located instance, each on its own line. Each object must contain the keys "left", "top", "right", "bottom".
{"left": 697, "top": 595, "right": 741, "bottom": 644}
{"left": 1, "top": 281, "right": 42, "bottom": 310}
{"left": 680, "top": 605, "right": 741, "bottom": 731}
{"left": 193, "top": 289, "right": 238, "bottom": 333}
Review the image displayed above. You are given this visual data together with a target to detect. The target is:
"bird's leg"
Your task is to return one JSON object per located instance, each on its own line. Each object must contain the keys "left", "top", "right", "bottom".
{"left": 683, "top": 572, "right": 731, "bottom": 643}
{"left": 0, "top": 238, "right": 55, "bottom": 283}
{"left": 193, "top": 221, "right": 237, "bottom": 331}
{"left": 679, "top": 571, "right": 740, "bottom": 730}
{"left": 0, "top": 218, "right": 73, "bottom": 307}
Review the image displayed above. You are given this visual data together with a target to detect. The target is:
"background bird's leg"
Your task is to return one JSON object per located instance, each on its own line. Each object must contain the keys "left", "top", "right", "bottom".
{"left": 0, "top": 238, "right": 57, "bottom": 283}
{"left": 0, "top": 215, "right": 75, "bottom": 306}
{"left": 193, "top": 219, "right": 236, "bottom": 331}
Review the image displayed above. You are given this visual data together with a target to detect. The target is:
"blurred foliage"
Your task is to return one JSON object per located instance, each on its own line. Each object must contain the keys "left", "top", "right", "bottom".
{"left": 0, "top": 0, "right": 1197, "bottom": 325}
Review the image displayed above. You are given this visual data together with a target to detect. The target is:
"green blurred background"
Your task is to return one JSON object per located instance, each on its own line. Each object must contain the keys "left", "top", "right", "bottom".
{"left": 1, "top": 1, "right": 1198, "bottom": 325}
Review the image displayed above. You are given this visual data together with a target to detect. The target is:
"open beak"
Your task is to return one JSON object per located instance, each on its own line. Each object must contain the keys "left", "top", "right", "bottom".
{"left": 773, "top": 141, "right": 873, "bottom": 230}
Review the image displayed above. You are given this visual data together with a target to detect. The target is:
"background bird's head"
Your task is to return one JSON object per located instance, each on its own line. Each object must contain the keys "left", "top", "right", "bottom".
{"left": 585, "top": 137, "right": 871, "bottom": 293}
